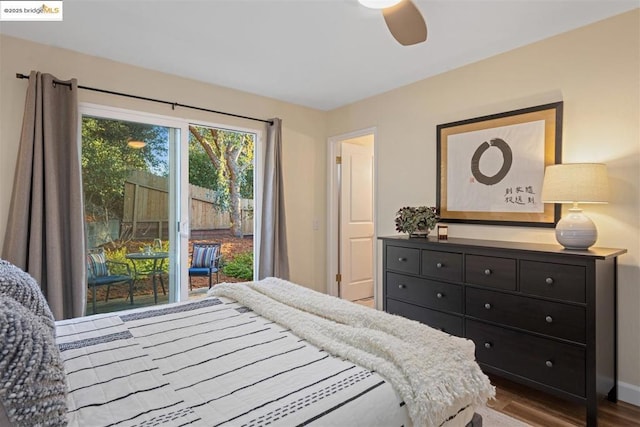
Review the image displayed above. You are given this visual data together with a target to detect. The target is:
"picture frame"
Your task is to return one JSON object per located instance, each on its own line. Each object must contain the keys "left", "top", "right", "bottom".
{"left": 437, "top": 102, "right": 562, "bottom": 227}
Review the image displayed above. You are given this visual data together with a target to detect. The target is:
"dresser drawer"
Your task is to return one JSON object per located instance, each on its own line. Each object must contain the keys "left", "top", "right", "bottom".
{"left": 465, "top": 255, "right": 516, "bottom": 290}
{"left": 386, "top": 299, "right": 463, "bottom": 336}
{"left": 467, "top": 319, "right": 585, "bottom": 397}
{"left": 520, "top": 260, "right": 586, "bottom": 303}
{"left": 386, "top": 246, "right": 420, "bottom": 275}
{"left": 466, "top": 287, "right": 585, "bottom": 343}
{"left": 386, "top": 272, "right": 462, "bottom": 313}
{"left": 421, "top": 250, "right": 462, "bottom": 282}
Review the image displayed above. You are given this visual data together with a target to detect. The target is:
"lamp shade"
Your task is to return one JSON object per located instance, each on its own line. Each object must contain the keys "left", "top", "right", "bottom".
{"left": 541, "top": 163, "right": 609, "bottom": 250}
{"left": 541, "top": 163, "right": 609, "bottom": 204}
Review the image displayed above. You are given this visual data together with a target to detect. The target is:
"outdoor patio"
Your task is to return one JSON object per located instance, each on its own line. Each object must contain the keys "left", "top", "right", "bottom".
{"left": 85, "top": 285, "right": 210, "bottom": 315}
{"left": 86, "top": 231, "right": 253, "bottom": 315}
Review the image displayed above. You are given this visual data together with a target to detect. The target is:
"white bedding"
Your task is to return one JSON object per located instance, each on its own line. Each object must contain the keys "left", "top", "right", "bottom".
{"left": 55, "top": 280, "right": 490, "bottom": 427}
{"left": 209, "top": 278, "right": 494, "bottom": 426}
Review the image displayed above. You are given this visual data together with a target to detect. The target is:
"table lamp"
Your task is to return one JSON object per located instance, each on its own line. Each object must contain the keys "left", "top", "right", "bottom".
{"left": 541, "top": 163, "right": 609, "bottom": 250}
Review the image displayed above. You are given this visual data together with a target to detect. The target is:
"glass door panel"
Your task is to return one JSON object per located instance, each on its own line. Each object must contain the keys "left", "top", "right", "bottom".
{"left": 82, "top": 114, "right": 178, "bottom": 314}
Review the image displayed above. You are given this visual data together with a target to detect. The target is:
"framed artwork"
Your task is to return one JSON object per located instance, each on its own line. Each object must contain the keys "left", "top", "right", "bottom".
{"left": 437, "top": 102, "right": 562, "bottom": 227}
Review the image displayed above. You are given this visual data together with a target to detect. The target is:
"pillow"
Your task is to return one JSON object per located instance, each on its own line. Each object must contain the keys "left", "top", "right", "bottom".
{"left": 192, "top": 245, "right": 218, "bottom": 268}
{"left": 87, "top": 252, "right": 109, "bottom": 278}
{"left": 0, "top": 296, "right": 68, "bottom": 426}
{"left": 0, "top": 259, "right": 56, "bottom": 335}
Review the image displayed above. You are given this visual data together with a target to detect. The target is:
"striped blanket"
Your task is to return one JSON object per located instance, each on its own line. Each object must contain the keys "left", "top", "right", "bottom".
{"left": 56, "top": 298, "right": 419, "bottom": 426}
{"left": 55, "top": 289, "right": 483, "bottom": 426}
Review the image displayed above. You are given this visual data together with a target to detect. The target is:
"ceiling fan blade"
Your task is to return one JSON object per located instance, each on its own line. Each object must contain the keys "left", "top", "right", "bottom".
{"left": 382, "top": 0, "right": 427, "bottom": 46}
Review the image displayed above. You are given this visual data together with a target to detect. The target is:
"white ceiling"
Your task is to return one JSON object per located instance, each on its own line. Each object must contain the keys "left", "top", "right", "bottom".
{"left": 1, "top": 0, "right": 638, "bottom": 110}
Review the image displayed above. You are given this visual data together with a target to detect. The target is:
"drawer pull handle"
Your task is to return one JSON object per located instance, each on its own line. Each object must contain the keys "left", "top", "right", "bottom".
{"left": 545, "top": 277, "right": 554, "bottom": 285}
{"left": 545, "top": 360, "right": 554, "bottom": 368}
{"left": 436, "top": 292, "right": 444, "bottom": 299}
{"left": 398, "top": 284, "right": 406, "bottom": 289}
{"left": 398, "top": 257, "right": 407, "bottom": 262}
{"left": 484, "top": 269, "right": 492, "bottom": 276}
{"left": 436, "top": 262, "right": 443, "bottom": 268}
{"left": 484, "top": 303, "right": 492, "bottom": 310}
{"left": 484, "top": 342, "right": 492, "bottom": 349}
{"left": 545, "top": 315, "right": 553, "bottom": 323}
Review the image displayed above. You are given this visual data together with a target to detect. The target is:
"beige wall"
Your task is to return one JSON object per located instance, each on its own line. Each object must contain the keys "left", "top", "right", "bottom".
{"left": 328, "top": 10, "right": 640, "bottom": 399}
{"left": 0, "top": 34, "right": 328, "bottom": 293}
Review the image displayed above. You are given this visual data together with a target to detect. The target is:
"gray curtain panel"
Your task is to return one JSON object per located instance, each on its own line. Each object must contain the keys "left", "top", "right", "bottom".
{"left": 258, "top": 118, "right": 290, "bottom": 279}
{"left": 2, "top": 71, "right": 86, "bottom": 320}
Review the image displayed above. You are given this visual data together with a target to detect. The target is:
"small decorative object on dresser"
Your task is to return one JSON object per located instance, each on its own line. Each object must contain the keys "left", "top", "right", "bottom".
{"left": 394, "top": 206, "right": 438, "bottom": 237}
{"left": 380, "top": 235, "right": 626, "bottom": 427}
{"left": 437, "top": 224, "right": 449, "bottom": 240}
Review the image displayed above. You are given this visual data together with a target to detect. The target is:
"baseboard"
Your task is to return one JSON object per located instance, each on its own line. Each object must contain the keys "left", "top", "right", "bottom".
{"left": 618, "top": 381, "right": 640, "bottom": 406}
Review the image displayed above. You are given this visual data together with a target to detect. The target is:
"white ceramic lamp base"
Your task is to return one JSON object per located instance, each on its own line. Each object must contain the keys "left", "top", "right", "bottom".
{"left": 555, "top": 208, "right": 597, "bottom": 250}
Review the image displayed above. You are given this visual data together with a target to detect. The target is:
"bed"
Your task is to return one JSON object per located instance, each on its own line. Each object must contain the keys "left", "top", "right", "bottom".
{"left": 1, "top": 260, "right": 494, "bottom": 427}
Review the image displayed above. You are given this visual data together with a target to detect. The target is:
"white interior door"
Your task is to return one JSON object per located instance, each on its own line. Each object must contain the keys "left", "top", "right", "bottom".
{"left": 339, "top": 140, "right": 374, "bottom": 301}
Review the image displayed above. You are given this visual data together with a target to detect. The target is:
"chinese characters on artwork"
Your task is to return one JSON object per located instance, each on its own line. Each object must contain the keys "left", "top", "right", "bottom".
{"left": 504, "top": 186, "right": 536, "bottom": 205}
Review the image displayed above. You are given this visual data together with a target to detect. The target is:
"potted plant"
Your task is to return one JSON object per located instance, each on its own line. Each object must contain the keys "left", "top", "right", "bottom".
{"left": 394, "top": 206, "right": 439, "bottom": 237}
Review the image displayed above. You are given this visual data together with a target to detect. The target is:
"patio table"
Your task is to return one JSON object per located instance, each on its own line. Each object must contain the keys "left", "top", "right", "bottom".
{"left": 126, "top": 251, "right": 168, "bottom": 304}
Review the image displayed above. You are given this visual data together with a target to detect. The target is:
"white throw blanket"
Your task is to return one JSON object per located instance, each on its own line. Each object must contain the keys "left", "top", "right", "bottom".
{"left": 209, "top": 277, "right": 495, "bottom": 427}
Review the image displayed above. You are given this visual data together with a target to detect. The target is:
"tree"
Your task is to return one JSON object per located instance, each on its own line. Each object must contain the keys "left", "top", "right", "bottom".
{"left": 188, "top": 138, "right": 227, "bottom": 210}
{"left": 82, "top": 117, "right": 167, "bottom": 232}
{"left": 189, "top": 125, "right": 254, "bottom": 237}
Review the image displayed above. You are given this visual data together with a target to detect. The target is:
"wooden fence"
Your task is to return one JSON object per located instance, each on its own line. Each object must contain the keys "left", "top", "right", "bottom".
{"left": 119, "top": 170, "right": 253, "bottom": 240}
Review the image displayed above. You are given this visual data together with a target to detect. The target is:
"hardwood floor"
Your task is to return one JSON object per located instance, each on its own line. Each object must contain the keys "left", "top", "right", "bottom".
{"left": 488, "top": 374, "right": 640, "bottom": 426}
{"left": 353, "top": 297, "right": 375, "bottom": 308}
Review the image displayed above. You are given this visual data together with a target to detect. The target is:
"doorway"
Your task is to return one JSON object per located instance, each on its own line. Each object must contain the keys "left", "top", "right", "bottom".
{"left": 327, "top": 129, "right": 376, "bottom": 305}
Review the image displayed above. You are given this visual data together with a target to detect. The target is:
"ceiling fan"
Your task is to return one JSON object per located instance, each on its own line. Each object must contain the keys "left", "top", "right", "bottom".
{"left": 359, "top": 0, "right": 427, "bottom": 46}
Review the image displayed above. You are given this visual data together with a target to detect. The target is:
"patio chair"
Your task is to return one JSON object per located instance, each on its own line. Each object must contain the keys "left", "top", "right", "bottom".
{"left": 87, "top": 249, "right": 134, "bottom": 314}
{"left": 188, "top": 243, "right": 221, "bottom": 290}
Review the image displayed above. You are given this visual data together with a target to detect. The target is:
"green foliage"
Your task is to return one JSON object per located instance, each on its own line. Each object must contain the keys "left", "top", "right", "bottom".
{"left": 103, "top": 241, "right": 169, "bottom": 277}
{"left": 240, "top": 167, "right": 253, "bottom": 199}
{"left": 222, "top": 251, "right": 254, "bottom": 280}
{"left": 101, "top": 247, "right": 137, "bottom": 277}
{"left": 103, "top": 248, "right": 127, "bottom": 268}
{"left": 394, "top": 206, "right": 439, "bottom": 235}
{"left": 188, "top": 140, "right": 229, "bottom": 210}
{"left": 188, "top": 126, "right": 254, "bottom": 212}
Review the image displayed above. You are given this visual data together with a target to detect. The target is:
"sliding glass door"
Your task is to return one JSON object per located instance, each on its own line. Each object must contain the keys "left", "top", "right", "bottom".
{"left": 81, "top": 104, "right": 187, "bottom": 315}
{"left": 79, "top": 104, "right": 264, "bottom": 315}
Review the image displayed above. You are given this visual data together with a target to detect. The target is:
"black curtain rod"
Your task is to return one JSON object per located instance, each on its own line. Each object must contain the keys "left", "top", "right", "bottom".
{"left": 16, "top": 73, "right": 273, "bottom": 125}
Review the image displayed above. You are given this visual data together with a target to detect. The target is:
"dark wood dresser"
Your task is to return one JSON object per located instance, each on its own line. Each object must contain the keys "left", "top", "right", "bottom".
{"left": 380, "top": 236, "right": 626, "bottom": 427}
